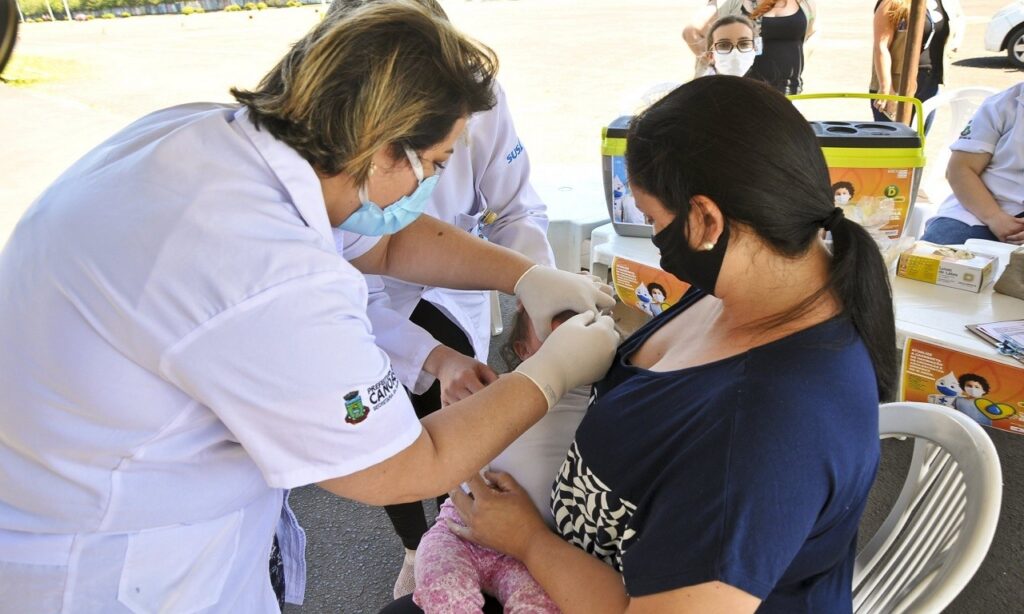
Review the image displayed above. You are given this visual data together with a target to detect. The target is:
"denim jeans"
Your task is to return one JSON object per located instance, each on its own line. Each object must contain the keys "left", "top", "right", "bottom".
{"left": 920, "top": 212, "right": 1024, "bottom": 245}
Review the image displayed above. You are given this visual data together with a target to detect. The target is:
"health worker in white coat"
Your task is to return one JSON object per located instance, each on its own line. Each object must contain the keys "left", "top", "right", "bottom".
{"left": 323, "top": 0, "right": 558, "bottom": 599}
{"left": 0, "top": 4, "right": 618, "bottom": 613}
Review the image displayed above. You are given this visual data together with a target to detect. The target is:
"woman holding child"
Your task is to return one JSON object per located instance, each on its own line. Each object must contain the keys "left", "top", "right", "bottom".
{"left": 387, "top": 76, "right": 896, "bottom": 613}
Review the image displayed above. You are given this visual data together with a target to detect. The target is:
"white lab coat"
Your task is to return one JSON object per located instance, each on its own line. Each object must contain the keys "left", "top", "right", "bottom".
{"left": 934, "top": 83, "right": 1024, "bottom": 227}
{"left": 0, "top": 104, "right": 421, "bottom": 613}
{"left": 356, "top": 83, "right": 555, "bottom": 392}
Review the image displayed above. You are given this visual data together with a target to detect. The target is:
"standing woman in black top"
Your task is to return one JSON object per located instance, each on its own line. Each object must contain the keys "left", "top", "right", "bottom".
{"left": 683, "top": 1, "right": 816, "bottom": 91}
{"left": 870, "top": 0, "right": 952, "bottom": 131}
{"left": 745, "top": 0, "right": 816, "bottom": 95}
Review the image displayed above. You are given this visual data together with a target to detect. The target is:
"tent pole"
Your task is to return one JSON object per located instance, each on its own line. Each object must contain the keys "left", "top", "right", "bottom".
{"left": 896, "top": 0, "right": 927, "bottom": 125}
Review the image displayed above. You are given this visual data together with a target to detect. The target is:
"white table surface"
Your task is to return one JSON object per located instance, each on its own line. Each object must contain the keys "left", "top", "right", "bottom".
{"left": 589, "top": 223, "right": 1024, "bottom": 368}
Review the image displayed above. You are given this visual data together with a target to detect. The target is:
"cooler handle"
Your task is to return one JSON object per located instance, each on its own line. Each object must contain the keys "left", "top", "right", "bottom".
{"left": 787, "top": 93, "right": 925, "bottom": 141}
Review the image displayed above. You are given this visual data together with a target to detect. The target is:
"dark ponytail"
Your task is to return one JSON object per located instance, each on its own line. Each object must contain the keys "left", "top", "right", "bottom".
{"left": 626, "top": 76, "right": 897, "bottom": 401}
{"left": 824, "top": 215, "right": 898, "bottom": 400}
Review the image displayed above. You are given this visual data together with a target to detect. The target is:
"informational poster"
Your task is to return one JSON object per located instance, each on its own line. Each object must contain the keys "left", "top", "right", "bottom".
{"left": 828, "top": 166, "right": 915, "bottom": 238}
{"left": 609, "top": 157, "right": 645, "bottom": 225}
{"left": 611, "top": 256, "right": 689, "bottom": 317}
{"left": 900, "top": 338, "right": 1024, "bottom": 435}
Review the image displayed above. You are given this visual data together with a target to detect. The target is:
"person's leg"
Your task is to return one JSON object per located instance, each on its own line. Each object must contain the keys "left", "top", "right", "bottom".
{"left": 483, "top": 554, "right": 559, "bottom": 614}
{"left": 412, "top": 502, "right": 488, "bottom": 614}
{"left": 921, "top": 217, "right": 999, "bottom": 244}
{"left": 384, "top": 299, "right": 476, "bottom": 596}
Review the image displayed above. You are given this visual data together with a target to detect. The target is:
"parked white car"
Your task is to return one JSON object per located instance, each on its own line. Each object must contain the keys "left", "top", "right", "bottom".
{"left": 986, "top": 1, "right": 1024, "bottom": 68}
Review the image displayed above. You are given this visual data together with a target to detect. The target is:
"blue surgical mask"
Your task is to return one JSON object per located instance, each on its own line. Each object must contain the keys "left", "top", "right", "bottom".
{"left": 338, "top": 146, "right": 440, "bottom": 236}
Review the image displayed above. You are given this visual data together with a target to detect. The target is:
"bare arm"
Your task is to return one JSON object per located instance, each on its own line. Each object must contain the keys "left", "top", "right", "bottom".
{"left": 451, "top": 472, "right": 762, "bottom": 614}
{"left": 947, "top": 150, "right": 1024, "bottom": 243}
{"left": 682, "top": 1, "right": 720, "bottom": 57}
{"left": 802, "top": 0, "right": 817, "bottom": 55}
{"left": 318, "top": 373, "right": 546, "bottom": 505}
{"left": 350, "top": 214, "right": 533, "bottom": 295}
{"left": 521, "top": 511, "right": 760, "bottom": 613}
{"left": 803, "top": 0, "right": 816, "bottom": 39}
{"left": 527, "top": 533, "right": 759, "bottom": 614}
{"left": 872, "top": 2, "right": 897, "bottom": 95}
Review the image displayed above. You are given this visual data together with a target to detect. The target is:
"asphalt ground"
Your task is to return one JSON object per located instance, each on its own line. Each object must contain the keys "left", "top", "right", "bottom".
{"left": 2, "top": 1, "right": 1023, "bottom": 612}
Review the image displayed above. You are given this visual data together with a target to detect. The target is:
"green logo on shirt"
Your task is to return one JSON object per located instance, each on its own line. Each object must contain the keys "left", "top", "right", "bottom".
{"left": 344, "top": 391, "right": 370, "bottom": 425}
{"left": 960, "top": 121, "right": 972, "bottom": 138}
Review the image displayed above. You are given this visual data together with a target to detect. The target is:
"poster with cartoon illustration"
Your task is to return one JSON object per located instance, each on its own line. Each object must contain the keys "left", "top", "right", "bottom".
{"left": 828, "top": 167, "right": 915, "bottom": 239}
{"left": 611, "top": 157, "right": 645, "bottom": 225}
{"left": 611, "top": 256, "right": 689, "bottom": 317}
{"left": 900, "top": 338, "right": 1024, "bottom": 435}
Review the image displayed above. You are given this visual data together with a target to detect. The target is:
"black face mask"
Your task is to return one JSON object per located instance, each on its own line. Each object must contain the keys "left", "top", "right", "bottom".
{"left": 651, "top": 215, "right": 730, "bottom": 296}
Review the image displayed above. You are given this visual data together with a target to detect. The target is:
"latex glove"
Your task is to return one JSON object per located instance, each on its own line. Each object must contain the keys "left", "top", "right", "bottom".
{"left": 514, "top": 266, "right": 615, "bottom": 340}
{"left": 515, "top": 311, "right": 619, "bottom": 408}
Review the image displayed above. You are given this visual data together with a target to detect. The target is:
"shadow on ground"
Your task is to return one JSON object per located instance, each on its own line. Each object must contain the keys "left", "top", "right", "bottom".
{"left": 952, "top": 55, "right": 1021, "bottom": 71}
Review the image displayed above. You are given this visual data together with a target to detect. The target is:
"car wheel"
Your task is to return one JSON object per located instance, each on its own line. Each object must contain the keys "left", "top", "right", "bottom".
{"left": 1008, "top": 24, "right": 1024, "bottom": 69}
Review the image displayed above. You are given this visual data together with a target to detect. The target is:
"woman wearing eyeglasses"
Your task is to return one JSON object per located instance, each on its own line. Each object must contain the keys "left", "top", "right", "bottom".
{"left": 702, "top": 15, "right": 758, "bottom": 77}
{"left": 0, "top": 3, "right": 619, "bottom": 611}
{"left": 684, "top": 0, "right": 816, "bottom": 92}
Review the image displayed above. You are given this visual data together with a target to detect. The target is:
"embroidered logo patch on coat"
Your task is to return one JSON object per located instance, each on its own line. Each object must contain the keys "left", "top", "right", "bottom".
{"left": 343, "top": 390, "right": 369, "bottom": 424}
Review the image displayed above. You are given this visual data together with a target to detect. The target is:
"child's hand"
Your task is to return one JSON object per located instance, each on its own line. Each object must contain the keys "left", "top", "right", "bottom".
{"left": 447, "top": 472, "right": 549, "bottom": 561}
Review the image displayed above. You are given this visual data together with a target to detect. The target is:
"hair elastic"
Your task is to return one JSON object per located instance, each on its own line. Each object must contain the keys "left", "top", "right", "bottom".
{"left": 821, "top": 207, "right": 845, "bottom": 231}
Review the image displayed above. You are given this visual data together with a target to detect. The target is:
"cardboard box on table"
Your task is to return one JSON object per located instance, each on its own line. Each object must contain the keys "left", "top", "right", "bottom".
{"left": 900, "top": 338, "right": 1024, "bottom": 435}
{"left": 897, "top": 242, "right": 996, "bottom": 293}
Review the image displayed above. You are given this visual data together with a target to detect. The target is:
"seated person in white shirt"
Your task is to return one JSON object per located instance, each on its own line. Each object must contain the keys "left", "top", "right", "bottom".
{"left": 921, "top": 82, "right": 1024, "bottom": 245}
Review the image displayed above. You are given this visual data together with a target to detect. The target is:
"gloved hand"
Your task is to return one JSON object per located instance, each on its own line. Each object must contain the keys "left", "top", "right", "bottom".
{"left": 515, "top": 311, "right": 619, "bottom": 409}
{"left": 514, "top": 266, "right": 615, "bottom": 340}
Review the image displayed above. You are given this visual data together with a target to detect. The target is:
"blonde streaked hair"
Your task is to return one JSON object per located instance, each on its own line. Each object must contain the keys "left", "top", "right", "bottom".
{"left": 231, "top": 0, "right": 497, "bottom": 182}
{"left": 882, "top": 0, "right": 910, "bottom": 26}
{"left": 748, "top": 0, "right": 780, "bottom": 20}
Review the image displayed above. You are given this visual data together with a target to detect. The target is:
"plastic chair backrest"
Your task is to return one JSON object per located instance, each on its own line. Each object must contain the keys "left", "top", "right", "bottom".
{"left": 918, "top": 87, "right": 999, "bottom": 207}
{"left": 616, "top": 82, "right": 681, "bottom": 117}
{"left": 854, "top": 402, "right": 1002, "bottom": 614}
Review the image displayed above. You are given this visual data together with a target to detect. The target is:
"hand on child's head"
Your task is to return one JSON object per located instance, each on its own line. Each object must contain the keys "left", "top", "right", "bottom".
{"left": 550, "top": 310, "right": 579, "bottom": 331}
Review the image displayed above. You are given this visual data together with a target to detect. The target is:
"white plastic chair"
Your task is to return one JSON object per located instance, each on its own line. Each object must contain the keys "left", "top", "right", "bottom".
{"left": 853, "top": 402, "right": 1002, "bottom": 614}
{"left": 616, "top": 82, "right": 681, "bottom": 117}
{"left": 917, "top": 87, "right": 999, "bottom": 207}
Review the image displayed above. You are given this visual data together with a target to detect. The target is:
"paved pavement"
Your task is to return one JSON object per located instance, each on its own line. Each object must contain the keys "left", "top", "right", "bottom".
{"left": 2, "top": 1, "right": 1023, "bottom": 612}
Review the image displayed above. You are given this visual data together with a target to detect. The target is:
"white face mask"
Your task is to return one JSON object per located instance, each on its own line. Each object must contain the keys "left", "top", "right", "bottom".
{"left": 835, "top": 193, "right": 852, "bottom": 205}
{"left": 713, "top": 49, "right": 755, "bottom": 77}
{"left": 964, "top": 383, "right": 986, "bottom": 398}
